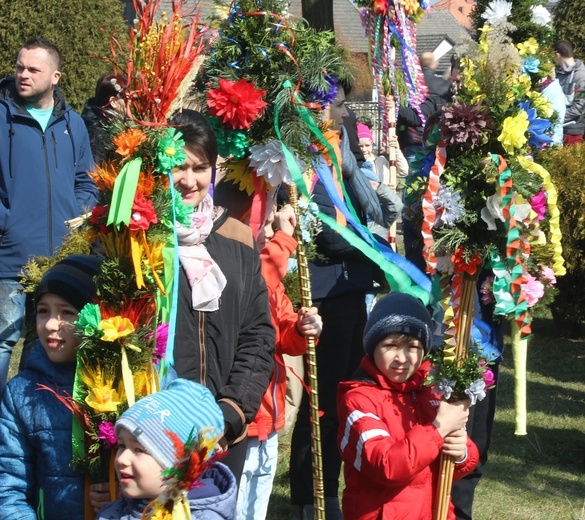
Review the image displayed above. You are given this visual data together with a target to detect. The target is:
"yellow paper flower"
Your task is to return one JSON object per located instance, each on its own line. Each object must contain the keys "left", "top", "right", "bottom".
{"left": 100, "top": 316, "right": 135, "bottom": 342}
{"left": 85, "top": 384, "right": 123, "bottom": 413}
{"left": 517, "top": 38, "right": 539, "bottom": 56}
{"left": 498, "top": 111, "right": 529, "bottom": 155}
{"left": 527, "top": 91, "right": 554, "bottom": 119}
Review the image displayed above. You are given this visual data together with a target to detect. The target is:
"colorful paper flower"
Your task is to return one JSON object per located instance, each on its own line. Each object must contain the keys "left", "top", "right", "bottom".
{"left": 75, "top": 303, "right": 102, "bottom": 337}
{"left": 439, "top": 101, "right": 493, "bottom": 149}
{"left": 97, "top": 421, "right": 117, "bottom": 449}
{"left": 451, "top": 248, "right": 482, "bottom": 276}
{"left": 434, "top": 186, "right": 465, "bottom": 228}
{"left": 154, "top": 323, "right": 169, "bottom": 362}
{"left": 113, "top": 128, "right": 148, "bottom": 158}
{"left": 522, "top": 56, "right": 541, "bottom": 75}
{"left": 518, "top": 101, "right": 553, "bottom": 149}
{"left": 481, "top": 0, "right": 512, "bottom": 24}
{"left": 435, "top": 254, "right": 455, "bottom": 275}
{"left": 498, "top": 111, "right": 529, "bottom": 154}
{"left": 522, "top": 274, "right": 545, "bottom": 307}
{"left": 370, "top": 0, "right": 389, "bottom": 15}
{"left": 482, "top": 366, "right": 496, "bottom": 389}
{"left": 129, "top": 192, "right": 158, "bottom": 231}
{"left": 206, "top": 78, "right": 267, "bottom": 130}
{"left": 85, "top": 384, "right": 122, "bottom": 413}
{"left": 465, "top": 379, "right": 487, "bottom": 405}
{"left": 530, "top": 5, "right": 551, "bottom": 26}
{"left": 435, "top": 378, "right": 456, "bottom": 400}
{"left": 480, "top": 276, "right": 495, "bottom": 305}
{"left": 249, "top": 140, "right": 306, "bottom": 187}
{"left": 517, "top": 38, "right": 539, "bottom": 57}
{"left": 530, "top": 191, "right": 547, "bottom": 221}
{"left": 100, "top": 316, "right": 135, "bottom": 342}
{"left": 208, "top": 116, "right": 249, "bottom": 160}
{"left": 541, "top": 266, "right": 557, "bottom": 285}
{"left": 157, "top": 128, "right": 187, "bottom": 171}
{"left": 308, "top": 76, "right": 339, "bottom": 108}
{"left": 481, "top": 194, "right": 505, "bottom": 231}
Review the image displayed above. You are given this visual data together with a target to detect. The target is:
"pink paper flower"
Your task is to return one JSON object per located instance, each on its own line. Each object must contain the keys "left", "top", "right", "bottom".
{"left": 483, "top": 367, "right": 496, "bottom": 389}
{"left": 154, "top": 322, "right": 169, "bottom": 362}
{"left": 480, "top": 276, "right": 495, "bottom": 305}
{"left": 97, "top": 421, "right": 117, "bottom": 449}
{"left": 522, "top": 274, "right": 545, "bottom": 307}
{"left": 530, "top": 191, "right": 547, "bottom": 221}
{"left": 541, "top": 266, "right": 557, "bottom": 285}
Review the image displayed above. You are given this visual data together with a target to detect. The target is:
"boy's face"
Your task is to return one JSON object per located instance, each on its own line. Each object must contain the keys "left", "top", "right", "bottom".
{"left": 256, "top": 208, "right": 275, "bottom": 251}
{"left": 36, "top": 294, "right": 80, "bottom": 364}
{"left": 115, "top": 428, "right": 164, "bottom": 499}
{"left": 373, "top": 333, "right": 425, "bottom": 384}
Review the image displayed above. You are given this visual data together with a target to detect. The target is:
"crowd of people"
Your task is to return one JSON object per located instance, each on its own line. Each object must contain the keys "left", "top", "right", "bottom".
{"left": 0, "top": 31, "right": 580, "bottom": 520}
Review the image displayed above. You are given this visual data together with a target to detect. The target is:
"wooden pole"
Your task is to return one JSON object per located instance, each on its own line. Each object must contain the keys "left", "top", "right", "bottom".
{"left": 287, "top": 184, "right": 325, "bottom": 520}
{"left": 387, "top": 47, "right": 398, "bottom": 252}
{"left": 433, "top": 274, "right": 477, "bottom": 520}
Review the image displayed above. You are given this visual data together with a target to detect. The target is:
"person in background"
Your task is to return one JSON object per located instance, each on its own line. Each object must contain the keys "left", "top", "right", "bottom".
{"left": 0, "top": 255, "right": 110, "bottom": 519}
{"left": 553, "top": 39, "right": 585, "bottom": 145}
{"left": 96, "top": 379, "right": 237, "bottom": 519}
{"left": 0, "top": 38, "right": 96, "bottom": 394}
{"left": 81, "top": 73, "right": 128, "bottom": 164}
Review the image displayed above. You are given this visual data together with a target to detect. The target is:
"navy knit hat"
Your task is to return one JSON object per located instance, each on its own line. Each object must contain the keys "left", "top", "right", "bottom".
{"left": 363, "top": 292, "right": 433, "bottom": 356}
{"left": 35, "top": 255, "right": 101, "bottom": 312}
{"left": 115, "top": 379, "right": 224, "bottom": 470}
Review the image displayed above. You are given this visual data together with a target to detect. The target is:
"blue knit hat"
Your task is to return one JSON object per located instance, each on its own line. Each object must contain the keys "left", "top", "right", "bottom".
{"left": 35, "top": 255, "right": 101, "bottom": 311}
{"left": 115, "top": 379, "right": 224, "bottom": 470}
{"left": 363, "top": 292, "right": 433, "bottom": 356}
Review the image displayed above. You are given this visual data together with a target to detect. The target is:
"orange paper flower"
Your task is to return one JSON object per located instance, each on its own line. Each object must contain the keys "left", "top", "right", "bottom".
{"left": 113, "top": 128, "right": 148, "bottom": 158}
{"left": 206, "top": 78, "right": 267, "bottom": 130}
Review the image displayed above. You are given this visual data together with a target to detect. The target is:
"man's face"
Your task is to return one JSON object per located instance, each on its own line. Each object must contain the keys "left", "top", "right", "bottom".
{"left": 15, "top": 47, "right": 61, "bottom": 107}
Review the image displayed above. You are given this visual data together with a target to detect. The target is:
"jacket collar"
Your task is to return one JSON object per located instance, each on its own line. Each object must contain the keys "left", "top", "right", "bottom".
{"left": 0, "top": 76, "right": 69, "bottom": 119}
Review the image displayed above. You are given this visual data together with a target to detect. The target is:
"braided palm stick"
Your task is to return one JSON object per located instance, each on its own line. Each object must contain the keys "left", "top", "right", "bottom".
{"left": 433, "top": 274, "right": 477, "bottom": 520}
{"left": 286, "top": 183, "right": 325, "bottom": 520}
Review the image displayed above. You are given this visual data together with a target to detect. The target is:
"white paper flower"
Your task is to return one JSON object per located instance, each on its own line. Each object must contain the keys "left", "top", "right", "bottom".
{"left": 480, "top": 194, "right": 505, "bottom": 230}
{"left": 531, "top": 5, "right": 551, "bottom": 26}
{"left": 481, "top": 0, "right": 513, "bottom": 24}
{"left": 434, "top": 185, "right": 465, "bottom": 227}
{"left": 465, "top": 379, "right": 487, "bottom": 405}
{"left": 436, "top": 379, "right": 456, "bottom": 401}
{"left": 435, "top": 254, "right": 455, "bottom": 275}
{"left": 248, "top": 140, "right": 306, "bottom": 187}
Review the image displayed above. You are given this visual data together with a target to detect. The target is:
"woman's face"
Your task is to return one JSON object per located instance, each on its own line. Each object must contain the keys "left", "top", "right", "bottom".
{"left": 322, "top": 85, "right": 349, "bottom": 131}
{"left": 172, "top": 147, "right": 213, "bottom": 207}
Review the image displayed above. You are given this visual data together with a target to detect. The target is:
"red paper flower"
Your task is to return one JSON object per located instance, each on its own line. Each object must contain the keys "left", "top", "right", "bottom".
{"left": 206, "top": 78, "right": 267, "bottom": 130}
{"left": 372, "top": 0, "right": 389, "bottom": 15}
{"left": 451, "top": 247, "right": 482, "bottom": 276}
{"left": 90, "top": 205, "right": 110, "bottom": 234}
{"left": 129, "top": 193, "right": 158, "bottom": 232}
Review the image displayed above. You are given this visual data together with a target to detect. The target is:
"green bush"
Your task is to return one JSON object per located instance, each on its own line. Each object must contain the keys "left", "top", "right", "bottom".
{"left": 553, "top": 0, "right": 585, "bottom": 58}
{"left": 541, "top": 142, "right": 585, "bottom": 337}
{"left": 0, "top": 0, "right": 129, "bottom": 112}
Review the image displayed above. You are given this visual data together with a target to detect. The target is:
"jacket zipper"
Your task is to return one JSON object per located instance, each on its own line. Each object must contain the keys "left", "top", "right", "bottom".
{"left": 41, "top": 134, "right": 53, "bottom": 253}
{"left": 51, "top": 131, "right": 58, "bottom": 169}
{"left": 198, "top": 311, "right": 206, "bottom": 385}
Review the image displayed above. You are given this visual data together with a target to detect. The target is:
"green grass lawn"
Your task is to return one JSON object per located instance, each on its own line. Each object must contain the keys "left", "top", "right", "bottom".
{"left": 267, "top": 316, "right": 585, "bottom": 519}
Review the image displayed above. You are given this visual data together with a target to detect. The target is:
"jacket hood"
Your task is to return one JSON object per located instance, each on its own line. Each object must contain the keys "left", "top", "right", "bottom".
{"left": 0, "top": 76, "right": 70, "bottom": 118}
{"left": 22, "top": 340, "right": 77, "bottom": 386}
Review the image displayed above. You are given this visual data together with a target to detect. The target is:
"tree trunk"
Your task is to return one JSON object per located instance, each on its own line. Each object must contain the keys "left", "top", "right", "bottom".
{"left": 302, "top": 0, "right": 334, "bottom": 31}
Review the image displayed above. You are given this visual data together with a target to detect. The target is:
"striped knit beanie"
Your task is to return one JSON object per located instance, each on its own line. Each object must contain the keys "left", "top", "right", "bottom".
{"left": 35, "top": 255, "right": 101, "bottom": 312}
{"left": 363, "top": 292, "right": 433, "bottom": 356}
{"left": 116, "top": 379, "right": 224, "bottom": 470}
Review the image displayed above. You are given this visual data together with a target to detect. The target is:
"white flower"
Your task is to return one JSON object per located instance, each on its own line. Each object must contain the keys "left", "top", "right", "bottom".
{"left": 248, "top": 140, "right": 306, "bottom": 187}
{"left": 465, "top": 379, "right": 487, "bottom": 405}
{"left": 435, "top": 254, "right": 455, "bottom": 275}
{"left": 480, "top": 194, "right": 505, "bottom": 230}
{"left": 481, "top": 0, "right": 513, "bottom": 24}
{"left": 436, "top": 379, "right": 456, "bottom": 401}
{"left": 434, "top": 185, "right": 465, "bottom": 227}
{"left": 531, "top": 5, "right": 551, "bottom": 26}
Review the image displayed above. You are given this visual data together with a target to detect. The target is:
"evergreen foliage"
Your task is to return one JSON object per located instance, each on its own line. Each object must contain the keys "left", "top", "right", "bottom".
{"left": 0, "top": 0, "right": 129, "bottom": 112}
{"left": 471, "top": 0, "right": 555, "bottom": 46}
{"left": 541, "top": 142, "right": 585, "bottom": 337}
{"left": 553, "top": 0, "right": 585, "bottom": 58}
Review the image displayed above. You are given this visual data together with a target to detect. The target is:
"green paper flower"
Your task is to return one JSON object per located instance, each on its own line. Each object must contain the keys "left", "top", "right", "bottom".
{"left": 208, "top": 116, "right": 249, "bottom": 160}
{"left": 170, "top": 190, "right": 194, "bottom": 228}
{"left": 75, "top": 303, "right": 103, "bottom": 337}
{"left": 157, "top": 128, "right": 187, "bottom": 171}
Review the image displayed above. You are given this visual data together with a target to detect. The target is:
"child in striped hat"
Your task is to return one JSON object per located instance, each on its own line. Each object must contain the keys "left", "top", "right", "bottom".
{"left": 97, "top": 378, "right": 237, "bottom": 520}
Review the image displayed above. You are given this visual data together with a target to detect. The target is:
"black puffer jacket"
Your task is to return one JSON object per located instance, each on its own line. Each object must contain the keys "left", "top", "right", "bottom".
{"left": 174, "top": 208, "right": 275, "bottom": 444}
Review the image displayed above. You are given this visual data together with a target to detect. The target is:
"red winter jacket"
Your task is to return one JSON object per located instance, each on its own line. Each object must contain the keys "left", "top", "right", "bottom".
{"left": 337, "top": 356, "right": 479, "bottom": 520}
{"left": 247, "top": 231, "right": 308, "bottom": 439}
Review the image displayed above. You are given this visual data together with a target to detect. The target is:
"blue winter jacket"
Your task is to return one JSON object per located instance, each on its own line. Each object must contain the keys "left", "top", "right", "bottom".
{"left": 0, "top": 341, "right": 84, "bottom": 519}
{"left": 96, "top": 462, "right": 237, "bottom": 520}
{"left": 0, "top": 78, "right": 96, "bottom": 278}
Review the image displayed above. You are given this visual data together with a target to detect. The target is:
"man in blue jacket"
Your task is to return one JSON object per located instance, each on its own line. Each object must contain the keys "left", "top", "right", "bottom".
{"left": 0, "top": 38, "right": 96, "bottom": 395}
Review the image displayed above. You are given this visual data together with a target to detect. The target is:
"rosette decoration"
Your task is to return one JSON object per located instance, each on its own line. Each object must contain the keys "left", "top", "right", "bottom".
{"left": 40, "top": 0, "right": 209, "bottom": 507}
{"left": 354, "top": 0, "right": 429, "bottom": 151}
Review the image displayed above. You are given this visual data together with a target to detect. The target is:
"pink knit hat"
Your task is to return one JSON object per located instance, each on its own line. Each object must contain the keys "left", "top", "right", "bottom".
{"left": 357, "top": 123, "right": 373, "bottom": 142}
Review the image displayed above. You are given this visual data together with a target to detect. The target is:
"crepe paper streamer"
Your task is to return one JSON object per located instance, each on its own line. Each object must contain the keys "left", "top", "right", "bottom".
{"left": 121, "top": 345, "right": 136, "bottom": 407}
{"left": 248, "top": 176, "right": 268, "bottom": 238}
{"left": 106, "top": 157, "right": 142, "bottom": 229}
{"left": 37, "top": 488, "right": 45, "bottom": 520}
{"left": 130, "top": 232, "right": 145, "bottom": 289}
{"left": 421, "top": 143, "right": 446, "bottom": 274}
{"left": 516, "top": 156, "right": 566, "bottom": 276}
{"left": 511, "top": 320, "right": 528, "bottom": 435}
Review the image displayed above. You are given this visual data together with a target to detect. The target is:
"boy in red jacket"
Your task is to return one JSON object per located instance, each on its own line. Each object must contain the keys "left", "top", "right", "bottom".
{"left": 236, "top": 204, "right": 322, "bottom": 520}
{"left": 337, "top": 292, "right": 479, "bottom": 520}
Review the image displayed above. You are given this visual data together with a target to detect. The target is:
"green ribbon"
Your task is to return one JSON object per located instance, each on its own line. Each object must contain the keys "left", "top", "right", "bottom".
{"left": 106, "top": 157, "right": 142, "bottom": 229}
{"left": 71, "top": 346, "right": 86, "bottom": 463}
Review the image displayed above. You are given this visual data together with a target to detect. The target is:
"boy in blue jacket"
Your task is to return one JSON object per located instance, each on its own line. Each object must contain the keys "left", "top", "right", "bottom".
{"left": 0, "top": 254, "right": 107, "bottom": 519}
{"left": 97, "top": 379, "right": 237, "bottom": 520}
